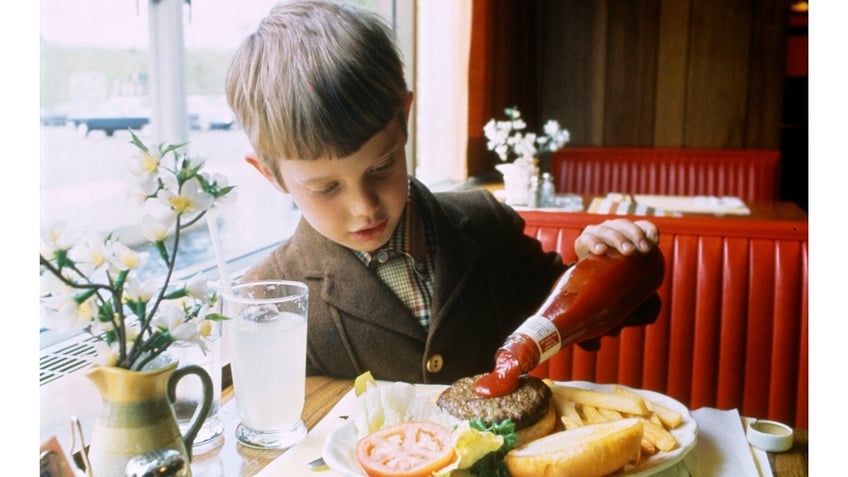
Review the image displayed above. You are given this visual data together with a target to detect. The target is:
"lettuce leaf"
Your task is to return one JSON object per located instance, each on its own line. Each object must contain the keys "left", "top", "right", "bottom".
{"left": 467, "top": 419, "right": 517, "bottom": 477}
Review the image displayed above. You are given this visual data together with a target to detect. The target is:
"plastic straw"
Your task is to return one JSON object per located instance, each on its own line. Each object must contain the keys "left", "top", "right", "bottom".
{"left": 206, "top": 209, "right": 233, "bottom": 295}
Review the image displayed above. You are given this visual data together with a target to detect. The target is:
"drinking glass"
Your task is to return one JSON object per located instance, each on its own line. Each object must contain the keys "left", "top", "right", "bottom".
{"left": 222, "top": 280, "right": 309, "bottom": 449}
{"left": 168, "top": 319, "right": 224, "bottom": 454}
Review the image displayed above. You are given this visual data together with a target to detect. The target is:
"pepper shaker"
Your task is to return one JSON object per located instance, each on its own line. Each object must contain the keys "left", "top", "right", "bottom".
{"left": 527, "top": 175, "right": 540, "bottom": 208}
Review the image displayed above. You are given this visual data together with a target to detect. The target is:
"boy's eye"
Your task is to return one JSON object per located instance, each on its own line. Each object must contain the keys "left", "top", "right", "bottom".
{"left": 370, "top": 157, "right": 396, "bottom": 174}
{"left": 311, "top": 182, "right": 338, "bottom": 196}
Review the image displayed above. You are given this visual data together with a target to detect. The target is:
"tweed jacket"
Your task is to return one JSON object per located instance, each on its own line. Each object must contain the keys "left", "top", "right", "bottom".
{"left": 243, "top": 178, "right": 568, "bottom": 384}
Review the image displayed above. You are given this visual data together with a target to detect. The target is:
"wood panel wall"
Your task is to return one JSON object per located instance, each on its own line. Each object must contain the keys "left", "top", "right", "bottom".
{"left": 468, "top": 0, "right": 791, "bottom": 174}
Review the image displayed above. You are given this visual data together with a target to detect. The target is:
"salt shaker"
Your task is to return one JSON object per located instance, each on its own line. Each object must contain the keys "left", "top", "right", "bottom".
{"left": 540, "top": 173, "right": 556, "bottom": 207}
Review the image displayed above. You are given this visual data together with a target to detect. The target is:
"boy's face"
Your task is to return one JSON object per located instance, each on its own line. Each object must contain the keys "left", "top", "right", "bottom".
{"left": 257, "top": 118, "right": 410, "bottom": 253}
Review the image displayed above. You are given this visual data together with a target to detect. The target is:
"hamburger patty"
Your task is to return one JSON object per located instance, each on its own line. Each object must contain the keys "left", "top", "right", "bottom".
{"left": 436, "top": 374, "right": 552, "bottom": 430}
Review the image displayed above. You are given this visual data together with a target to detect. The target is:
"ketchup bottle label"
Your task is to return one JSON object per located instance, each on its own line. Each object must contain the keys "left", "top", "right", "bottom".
{"left": 512, "top": 315, "right": 562, "bottom": 363}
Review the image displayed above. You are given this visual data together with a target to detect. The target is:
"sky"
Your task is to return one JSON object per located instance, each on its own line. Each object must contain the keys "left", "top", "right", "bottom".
{"left": 40, "top": 0, "right": 280, "bottom": 51}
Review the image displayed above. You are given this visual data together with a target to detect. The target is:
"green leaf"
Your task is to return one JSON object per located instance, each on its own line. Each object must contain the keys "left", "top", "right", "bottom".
{"left": 73, "top": 288, "right": 96, "bottom": 304}
{"left": 159, "top": 142, "right": 188, "bottom": 158}
{"left": 155, "top": 241, "right": 170, "bottom": 264}
{"left": 468, "top": 419, "right": 517, "bottom": 477}
{"left": 216, "top": 185, "right": 236, "bottom": 197}
{"left": 53, "top": 249, "right": 72, "bottom": 269}
{"left": 147, "top": 330, "right": 173, "bottom": 352}
{"left": 204, "top": 312, "right": 230, "bottom": 322}
{"left": 129, "top": 130, "right": 149, "bottom": 153}
{"left": 96, "top": 300, "right": 114, "bottom": 322}
{"left": 113, "top": 269, "right": 129, "bottom": 291}
{"left": 164, "top": 288, "right": 188, "bottom": 300}
{"left": 103, "top": 329, "right": 118, "bottom": 345}
{"left": 196, "top": 172, "right": 236, "bottom": 198}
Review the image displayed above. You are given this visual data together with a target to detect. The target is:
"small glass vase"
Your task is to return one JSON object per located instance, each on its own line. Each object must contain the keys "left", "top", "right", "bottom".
{"left": 166, "top": 322, "right": 224, "bottom": 455}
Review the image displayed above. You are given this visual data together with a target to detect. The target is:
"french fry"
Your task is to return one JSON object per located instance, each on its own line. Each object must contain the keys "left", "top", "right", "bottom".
{"left": 552, "top": 385, "right": 650, "bottom": 416}
{"left": 558, "top": 400, "right": 584, "bottom": 430}
{"left": 649, "top": 413, "right": 664, "bottom": 427}
{"left": 614, "top": 386, "right": 683, "bottom": 429}
{"left": 640, "top": 437, "right": 659, "bottom": 457}
{"left": 547, "top": 383, "right": 683, "bottom": 462}
{"left": 598, "top": 407, "right": 624, "bottom": 421}
{"left": 580, "top": 405, "right": 608, "bottom": 424}
{"left": 640, "top": 418, "right": 678, "bottom": 452}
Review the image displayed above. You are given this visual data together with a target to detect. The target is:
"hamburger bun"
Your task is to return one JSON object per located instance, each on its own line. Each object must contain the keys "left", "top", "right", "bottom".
{"left": 436, "top": 374, "right": 556, "bottom": 446}
{"left": 504, "top": 417, "right": 645, "bottom": 477}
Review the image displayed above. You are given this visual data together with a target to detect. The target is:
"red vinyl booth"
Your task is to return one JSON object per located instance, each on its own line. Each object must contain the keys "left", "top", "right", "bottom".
{"left": 550, "top": 147, "right": 781, "bottom": 203}
{"left": 520, "top": 210, "right": 808, "bottom": 429}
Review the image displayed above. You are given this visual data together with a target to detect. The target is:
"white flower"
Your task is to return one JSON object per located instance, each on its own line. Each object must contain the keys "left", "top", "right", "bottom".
{"left": 123, "top": 276, "right": 160, "bottom": 303}
{"left": 543, "top": 119, "right": 561, "bottom": 136}
{"left": 153, "top": 300, "right": 187, "bottom": 328}
{"left": 170, "top": 321, "right": 207, "bottom": 350}
{"left": 40, "top": 272, "right": 68, "bottom": 298}
{"left": 67, "top": 235, "right": 109, "bottom": 276}
{"left": 128, "top": 178, "right": 160, "bottom": 206}
{"left": 159, "top": 177, "right": 214, "bottom": 216}
{"left": 202, "top": 171, "right": 237, "bottom": 205}
{"left": 40, "top": 289, "right": 95, "bottom": 333}
{"left": 484, "top": 107, "right": 570, "bottom": 163}
{"left": 103, "top": 239, "right": 147, "bottom": 272}
{"left": 514, "top": 133, "right": 538, "bottom": 159}
{"left": 129, "top": 150, "right": 162, "bottom": 185}
{"left": 41, "top": 223, "right": 80, "bottom": 255}
{"left": 185, "top": 275, "right": 212, "bottom": 303}
{"left": 151, "top": 299, "right": 211, "bottom": 352}
{"left": 93, "top": 341, "right": 120, "bottom": 367}
{"left": 39, "top": 131, "right": 234, "bottom": 371}
{"left": 140, "top": 213, "right": 174, "bottom": 242}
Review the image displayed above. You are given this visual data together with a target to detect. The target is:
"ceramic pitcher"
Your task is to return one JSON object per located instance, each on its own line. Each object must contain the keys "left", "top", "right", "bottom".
{"left": 496, "top": 161, "right": 537, "bottom": 206}
{"left": 85, "top": 358, "right": 212, "bottom": 477}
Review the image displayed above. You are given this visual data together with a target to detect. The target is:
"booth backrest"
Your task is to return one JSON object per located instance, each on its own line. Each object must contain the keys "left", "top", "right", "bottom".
{"left": 550, "top": 147, "right": 781, "bottom": 202}
{"left": 519, "top": 210, "right": 808, "bottom": 429}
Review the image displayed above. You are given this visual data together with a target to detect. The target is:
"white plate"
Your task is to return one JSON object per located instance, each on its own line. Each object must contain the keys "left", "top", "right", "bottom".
{"left": 323, "top": 381, "right": 698, "bottom": 477}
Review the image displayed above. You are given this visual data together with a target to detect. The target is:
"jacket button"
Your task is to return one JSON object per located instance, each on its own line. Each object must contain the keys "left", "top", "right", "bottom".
{"left": 426, "top": 354, "right": 444, "bottom": 373}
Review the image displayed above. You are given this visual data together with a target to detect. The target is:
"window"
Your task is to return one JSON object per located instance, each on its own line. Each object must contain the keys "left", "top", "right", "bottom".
{"left": 39, "top": 0, "right": 297, "bottom": 350}
{"left": 39, "top": 0, "right": 472, "bottom": 351}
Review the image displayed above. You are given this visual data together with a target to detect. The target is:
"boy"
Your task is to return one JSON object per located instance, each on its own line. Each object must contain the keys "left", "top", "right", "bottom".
{"left": 225, "top": 0, "right": 659, "bottom": 383}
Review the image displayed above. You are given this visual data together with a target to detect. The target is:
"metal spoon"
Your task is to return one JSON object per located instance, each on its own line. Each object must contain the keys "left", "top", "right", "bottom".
{"left": 125, "top": 448, "right": 187, "bottom": 477}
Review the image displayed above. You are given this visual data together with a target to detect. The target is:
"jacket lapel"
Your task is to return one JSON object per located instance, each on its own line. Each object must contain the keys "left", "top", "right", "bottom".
{"left": 412, "top": 179, "right": 482, "bottom": 332}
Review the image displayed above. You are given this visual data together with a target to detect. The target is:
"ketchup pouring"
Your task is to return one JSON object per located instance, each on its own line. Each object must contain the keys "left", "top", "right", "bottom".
{"left": 474, "top": 247, "right": 665, "bottom": 397}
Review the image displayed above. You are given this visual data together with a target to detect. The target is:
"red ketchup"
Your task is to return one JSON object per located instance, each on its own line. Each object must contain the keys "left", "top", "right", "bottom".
{"left": 474, "top": 247, "right": 665, "bottom": 397}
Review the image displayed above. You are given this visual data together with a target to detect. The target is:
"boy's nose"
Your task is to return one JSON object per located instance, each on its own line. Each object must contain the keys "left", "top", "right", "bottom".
{"left": 348, "top": 185, "right": 381, "bottom": 216}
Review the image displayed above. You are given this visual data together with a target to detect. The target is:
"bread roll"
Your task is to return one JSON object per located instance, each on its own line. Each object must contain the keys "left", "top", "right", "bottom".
{"left": 504, "top": 417, "right": 644, "bottom": 477}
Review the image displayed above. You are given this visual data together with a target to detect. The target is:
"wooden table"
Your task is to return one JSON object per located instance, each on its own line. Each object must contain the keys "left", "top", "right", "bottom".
{"left": 197, "top": 376, "right": 807, "bottom": 476}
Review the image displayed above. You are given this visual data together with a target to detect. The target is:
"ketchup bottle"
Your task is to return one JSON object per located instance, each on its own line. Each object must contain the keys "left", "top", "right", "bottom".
{"left": 474, "top": 247, "right": 665, "bottom": 397}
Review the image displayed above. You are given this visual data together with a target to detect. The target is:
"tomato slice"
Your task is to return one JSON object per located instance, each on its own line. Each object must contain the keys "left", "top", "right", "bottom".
{"left": 355, "top": 421, "right": 456, "bottom": 477}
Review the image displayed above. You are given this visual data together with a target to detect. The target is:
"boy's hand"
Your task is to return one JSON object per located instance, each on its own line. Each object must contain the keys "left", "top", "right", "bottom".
{"left": 575, "top": 219, "right": 659, "bottom": 259}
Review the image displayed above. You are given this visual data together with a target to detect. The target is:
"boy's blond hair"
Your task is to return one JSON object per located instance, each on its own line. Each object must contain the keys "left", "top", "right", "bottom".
{"left": 226, "top": 0, "right": 407, "bottom": 173}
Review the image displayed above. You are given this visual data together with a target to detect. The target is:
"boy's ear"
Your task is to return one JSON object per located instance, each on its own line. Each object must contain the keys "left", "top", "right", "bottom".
{"left": 404, "top": 91, "right": 414, "bottom": 120}
{"left": 245, "top": 152, "right": 288, "bottom": 193}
